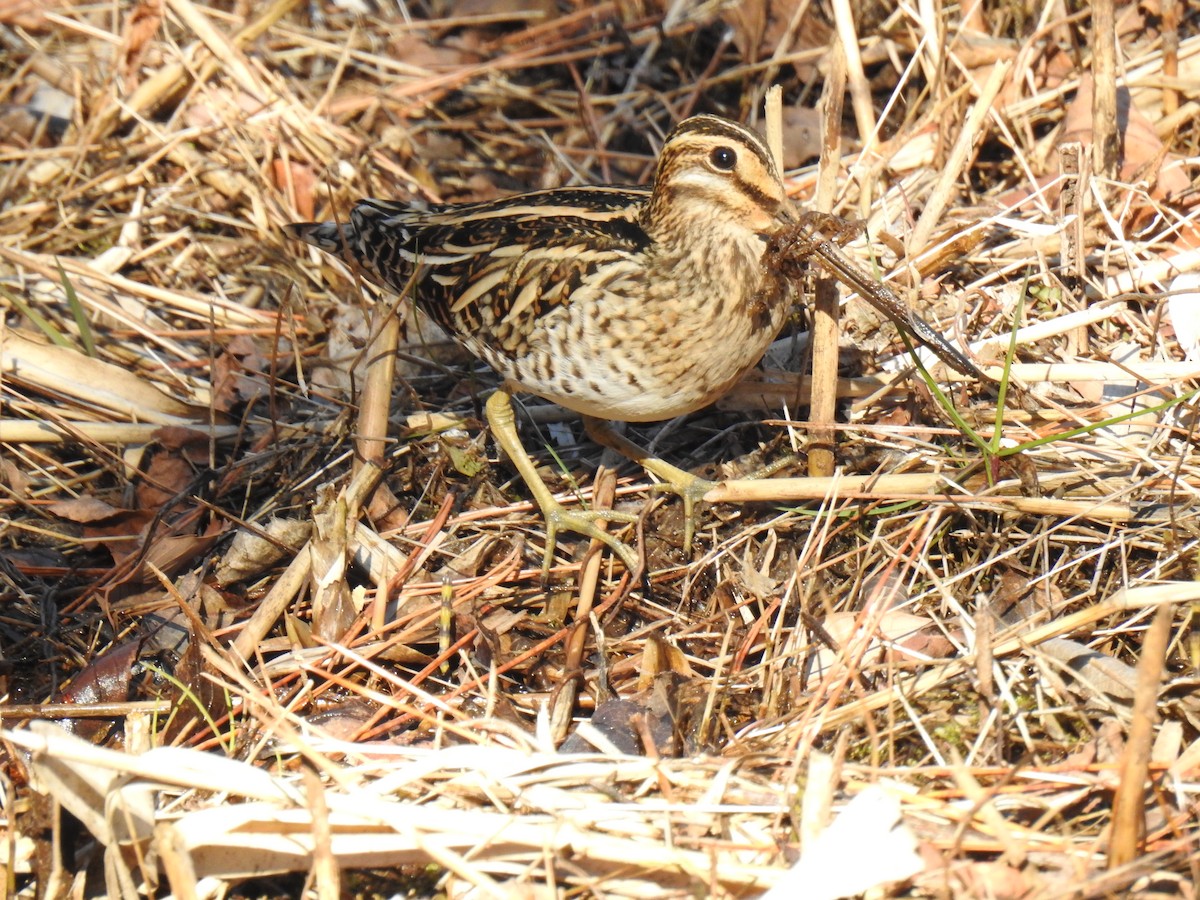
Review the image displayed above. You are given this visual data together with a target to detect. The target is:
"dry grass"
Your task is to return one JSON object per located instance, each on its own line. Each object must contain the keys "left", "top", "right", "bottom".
{"left": 2, "top": 0, "right": 1200, "bottom": 897}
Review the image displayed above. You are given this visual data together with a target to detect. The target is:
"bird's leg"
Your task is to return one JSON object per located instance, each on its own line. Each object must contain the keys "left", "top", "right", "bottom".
{"left": 485, "top": 389, "right": 640, "bottom": 576}
{"left": 582, "top": 417, "right": 716, "bottom": 551}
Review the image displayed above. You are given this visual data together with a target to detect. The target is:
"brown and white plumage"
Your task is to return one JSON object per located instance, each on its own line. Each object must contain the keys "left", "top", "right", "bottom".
{"left": 285, "top": 115, "right": 796, "bottom": 424}
{"left": 286, "top": 114, "right": 988, "bottom": 574}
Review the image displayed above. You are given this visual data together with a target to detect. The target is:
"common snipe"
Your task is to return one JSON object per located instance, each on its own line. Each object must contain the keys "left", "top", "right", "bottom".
{"left": 286, "top": 114, "right": 979, "bottom": 575}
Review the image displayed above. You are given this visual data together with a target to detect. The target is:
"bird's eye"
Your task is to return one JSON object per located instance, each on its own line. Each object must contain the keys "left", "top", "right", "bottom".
{"left": 710, "top": 146, "right": 737, "bottom": 171}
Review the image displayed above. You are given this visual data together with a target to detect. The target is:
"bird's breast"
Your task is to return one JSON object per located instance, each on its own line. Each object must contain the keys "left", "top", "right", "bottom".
{"left": 484, "top": 232, "right": 793, "bottom": 421}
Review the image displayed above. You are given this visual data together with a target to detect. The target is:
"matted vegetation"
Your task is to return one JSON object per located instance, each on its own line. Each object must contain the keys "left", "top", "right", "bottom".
{"left": 2, "top": 0, "right": 1199, "bottom": 896}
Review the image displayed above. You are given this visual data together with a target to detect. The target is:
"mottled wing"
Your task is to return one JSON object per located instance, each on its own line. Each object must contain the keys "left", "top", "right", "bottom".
{"left": 287, "top": 187, "right": 650, "bottom": 360}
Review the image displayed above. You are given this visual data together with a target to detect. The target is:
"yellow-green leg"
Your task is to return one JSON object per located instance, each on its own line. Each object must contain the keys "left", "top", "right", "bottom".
{"left": 485, "top": 389, "right": 640, "bottom": 575}
{"left": 582, "top": 417, "right": 716, "bottom": 550}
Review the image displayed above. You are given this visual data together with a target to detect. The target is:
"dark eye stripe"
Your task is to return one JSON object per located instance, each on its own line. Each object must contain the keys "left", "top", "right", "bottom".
{"left": 731, "top": 173, "right": 780, "bottom": 215}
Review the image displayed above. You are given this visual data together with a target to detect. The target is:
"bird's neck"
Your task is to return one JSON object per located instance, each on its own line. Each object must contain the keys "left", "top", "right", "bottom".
{"left": 641, "top": 187, "right": 764, "bottom": 256}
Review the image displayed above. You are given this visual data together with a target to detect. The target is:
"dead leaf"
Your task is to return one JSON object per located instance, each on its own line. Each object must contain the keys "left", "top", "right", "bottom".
{"left": 48, "top": 496, "right": 126, "bottom": 524}
{"left": 140, "top": 521, "right": 224, "bottom": 577}
{"left": 211, "top": 335, "right": 273, "bottom": 413}
{"left": 989, "top": 565, "right": 1062, "bottom": 627}
{"left": 119, "top": 0, "right": 163, "bottom": 91}
{"left": 780, "top": 105, "right": 822, "bottom": 169}
{"left": 721, "top": 0, "right": 831, "bottom": 81}
{"left": 152, "top": 425, "right": 216, "bottom": 452}
{"left": 2, "top": 328, "right": 202, "bottom": 421}
{"left": 61, "top": 640, "right": 144, "bottom": 706}
{"left": 637, "top": 635, "right": 692, "bottom": 693}
{"left": 163, "top": 630, "right": 230, "bottom": 739}
{"left": 1039, "top": 637, "right": 1137, "bottom": 701}
{"left": 815, "top": 609, "right": 951, "bottom": 672}
{"left": 135, "top": 451, "right": 194, "bottom": 510}
{"left": 1167, "top": 272, "right": 1200, "bottom": 359}
{"left": 76, "top": 506, "right": 221, "bottom": 578}
{"left": 309, "top": 486, "right": 356, "bottom": 641}
{"left": 388, "top": 34, "right": 479, "bottom": 71}
{"left": 213, "top": 517, "right": 312, "bottom": 586}
{"left": 1, "top": 456, "right": 31, "bottom": 496}
{"left": 1061, "top": 77, "right": 1191, "bottom": 200}
{"left": 273, "top": 159, "right": 316, "bottom": 221}
{"left": 57, "top": 640, "right": 146, "bottom": 744}
{"left": 559, "top": 699, "right": 643, "bottom": 755}
{"left": 0, "top": 0, "right": 60, "bottom": 29}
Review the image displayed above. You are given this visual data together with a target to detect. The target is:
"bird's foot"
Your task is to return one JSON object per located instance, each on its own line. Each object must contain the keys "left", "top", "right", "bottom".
{"left": 538, "top": 498, "right": 640, "bottom": 577}
{"left": 645, "top": 464, "right": 717, "bottom": 551}
{"left": 582, "top": 417, "right": 717, "bottom": 554}
{"left": 487, "top": 389, "right": 642, "bottom": 579}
